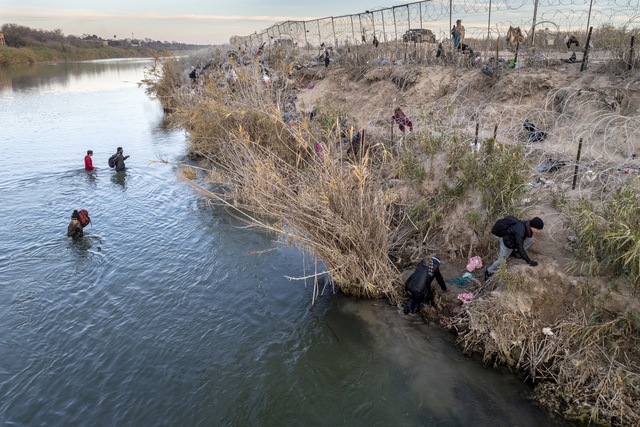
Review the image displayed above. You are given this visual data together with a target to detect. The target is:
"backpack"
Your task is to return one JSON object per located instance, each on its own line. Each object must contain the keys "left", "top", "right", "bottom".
{"left": 78, "top": 209, "right": 91, "bottom": 227}
{"left": 108, "top": 154, "right": 117, "bottom": 168}
{"left": 491, "top": 215, "right": 519, "bottom": 237}
{"left": 405, "top": 260, "right": 431, "bottom": 294}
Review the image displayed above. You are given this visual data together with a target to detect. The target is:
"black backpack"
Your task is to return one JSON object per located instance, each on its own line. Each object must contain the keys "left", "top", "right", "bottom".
{"left": 108, "top": 154, "right": 117, "bottom": 168}
{"left": 405, "top": 260, "right": 430, "bottom": 294}
{"left": 491, "top": 215, "right": 519, "bottom": 237}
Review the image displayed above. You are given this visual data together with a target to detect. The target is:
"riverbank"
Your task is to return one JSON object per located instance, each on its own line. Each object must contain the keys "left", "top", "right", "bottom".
{"left": 0, "top": 44, "right": 169, "bottom": 66}
{"left": 144, "top": 46, "right": 640, "bottom": 425}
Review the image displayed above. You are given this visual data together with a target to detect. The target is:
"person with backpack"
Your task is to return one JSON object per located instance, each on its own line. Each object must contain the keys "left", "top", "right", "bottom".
{"left": 67, "top": 210, "right": 85, "bottom": 239}
{"left": 451, "top": 19, "right": 465, "bottom": 49}
{"left": 403, "top": 256, "right": 449, "bottom": 314}
{"left": 484, "top": 216, "right": 544, "bottom": 280}
{"left": 109, "top": 147, "right": 129, "bottom": 171}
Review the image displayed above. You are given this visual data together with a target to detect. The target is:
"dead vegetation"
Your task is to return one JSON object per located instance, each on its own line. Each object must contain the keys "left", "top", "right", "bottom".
{"left": 450, "top": 266, "right": 640, "bottom": 426}
{"left": 143, "top": 44, "right": 640, "bottom": 426}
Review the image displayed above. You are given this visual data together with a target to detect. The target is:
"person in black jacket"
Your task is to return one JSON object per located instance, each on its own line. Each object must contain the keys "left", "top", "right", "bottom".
{"left": 67, "top": 210, "right": 84, "bottom": 239}
{"left": 484, "top": 217, "right": 544, "bottom": 280}
{"left": 112, "top": 147, "right": 130, "bottom": 171}
{"left": 403, "top": 256, "right": 448, "bottom": 314}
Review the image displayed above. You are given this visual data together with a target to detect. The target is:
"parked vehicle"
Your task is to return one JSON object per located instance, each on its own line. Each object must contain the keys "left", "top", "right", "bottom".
{"left": 274, "top": 38, "right": 295, "bottom": 48}
{"left": 402, "top": 29, "right": 436, "bottom": 43}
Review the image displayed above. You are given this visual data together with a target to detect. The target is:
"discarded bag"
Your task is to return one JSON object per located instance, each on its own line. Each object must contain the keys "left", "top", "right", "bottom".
{"left": 392, "top": 108, "right": 413, "bottom": 132}
{"left": 523, "top": 119, "right": 547, "bottom": 142}
{"left": 466, "top": 256, "right": 483, "bottom": 272}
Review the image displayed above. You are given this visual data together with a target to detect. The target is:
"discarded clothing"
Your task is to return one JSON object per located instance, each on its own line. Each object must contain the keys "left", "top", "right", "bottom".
{"left": 457, "top": 292, "right": 474, "bottom": 304}
{"left": 482, "top": 58, "right": 505, "bottom": 76}
{"left": 466, "top": 256, "right": 483, "bottom": 272}
{"left": 523, "top": 119, "right": 547, "bottom": 142}
{"left": 537, "top": 159, "right": 566, "bottom": 173}
{"left": 348, "top": 130, "right": 365, "bottom": 156}
{"left": 446, "top": 272, "right": 475, "bottom": 288}
{"left": 565, "top": 35, "right": 580, "bottom": 49}
{"left": 392, "top": 108, "right": 413, "bottom": 132}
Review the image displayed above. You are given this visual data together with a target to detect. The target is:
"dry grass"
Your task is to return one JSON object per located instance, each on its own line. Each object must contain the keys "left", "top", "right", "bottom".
{"left": 145, "top": 46, "right": 640, "bottom": 426}
{"left": 141, "top": 57, "right": 187, "bottom": 112}
{"left": 156, "top": 56, "right": 407, "bottom": 302}
{"left": 450, "top": 269, "right": 640, "bottom": 426}
{"left": 190, "top": 138, "right": 405, "bottom": 302}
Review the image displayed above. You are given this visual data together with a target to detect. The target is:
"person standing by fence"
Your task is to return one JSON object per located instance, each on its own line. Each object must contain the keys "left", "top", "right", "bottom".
{"left": 451, "top": 19, "right": 465, "bottom": 49}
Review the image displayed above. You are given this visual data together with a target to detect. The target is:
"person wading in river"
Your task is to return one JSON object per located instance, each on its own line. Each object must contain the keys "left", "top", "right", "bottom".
{"left": 67, "top": 210, "right": 84, "bottom": 239}
{"left": 110, "top": 147, "right": 130, "bottom": 171}
{"left": 84, "top": 150, "right": 95, "bottom": 171}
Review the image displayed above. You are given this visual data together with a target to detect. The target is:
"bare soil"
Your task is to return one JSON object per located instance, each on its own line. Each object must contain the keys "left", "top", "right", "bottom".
{"left": 292, "top": 60, "right": 640, "bottom": 325}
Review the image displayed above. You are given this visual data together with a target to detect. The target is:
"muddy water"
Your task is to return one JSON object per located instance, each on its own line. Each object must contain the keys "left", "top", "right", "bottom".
{"left": 0, "top": 59, "right": 567, "bottom": 426}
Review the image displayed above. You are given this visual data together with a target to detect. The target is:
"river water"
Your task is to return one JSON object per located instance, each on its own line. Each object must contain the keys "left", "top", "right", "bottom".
{"left": 0, "top": 59, "right": 565, "bottom": 426}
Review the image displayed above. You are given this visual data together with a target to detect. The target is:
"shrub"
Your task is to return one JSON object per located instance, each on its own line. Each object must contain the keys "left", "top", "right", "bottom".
{"left": 565, "top": 180, "right": 640, "bottom": 291}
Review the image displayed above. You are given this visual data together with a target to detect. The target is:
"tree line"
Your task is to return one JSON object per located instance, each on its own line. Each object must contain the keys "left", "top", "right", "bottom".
{"left": 1, "top": 23, "right": 208, "bottom": 51}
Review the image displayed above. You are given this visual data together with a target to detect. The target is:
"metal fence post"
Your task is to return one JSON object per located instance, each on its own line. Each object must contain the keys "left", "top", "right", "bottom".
{"left": 393, "top": 7, "right": 398, "bottom": 41}
{"left": 449, "top": 0, "right": 452, "bottom": 40}
{"left": 580, "top": 26, "right": 593, "bottom": 71}
{"left": 332, "top": 17, "right": 337, "bottom": 47}
{"left": 370, "top": 12, "right": 377, "bottom": 41}
{"left": 351, "top": 16, "right": 356, "bottom": 45}
{"left": 530, "top": 0, "right": 539, "bottom": 48}
{"left": 572, "top": 139, "right": 583, "bottom": 190}
{"left": 487, "top": 0, "right": 492, "bottom": 57}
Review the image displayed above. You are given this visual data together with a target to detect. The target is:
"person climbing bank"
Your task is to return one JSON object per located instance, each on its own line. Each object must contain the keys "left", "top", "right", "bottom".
{"left": 404, "top": 256, "right": 449, "bottom": 314}
{"left": 484, "top": 216, "right": 544, "bottom": 280}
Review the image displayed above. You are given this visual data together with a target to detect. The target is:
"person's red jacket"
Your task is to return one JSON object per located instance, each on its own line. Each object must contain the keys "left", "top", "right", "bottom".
{"left": 84, "top": 155, "right": 94, "bottom": 171}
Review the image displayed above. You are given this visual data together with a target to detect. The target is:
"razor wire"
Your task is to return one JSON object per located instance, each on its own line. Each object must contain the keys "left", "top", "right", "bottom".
{"left": 226, "top": 0, "right": 640, "bottom": 205}
{"left": 237, "top": 0, "right": 639, "bottom": 59}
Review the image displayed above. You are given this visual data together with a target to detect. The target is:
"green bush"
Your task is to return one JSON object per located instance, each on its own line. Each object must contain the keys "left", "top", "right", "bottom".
{"left": 566, "top": 181, "right": 640, "bottom": 290}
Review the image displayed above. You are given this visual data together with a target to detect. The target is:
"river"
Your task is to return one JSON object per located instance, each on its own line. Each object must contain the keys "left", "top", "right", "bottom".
{"left": 0, "top": 58, "right": 566, "bottom": 426}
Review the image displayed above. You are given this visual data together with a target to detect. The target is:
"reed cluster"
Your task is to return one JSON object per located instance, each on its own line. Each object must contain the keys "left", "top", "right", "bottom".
{"left": 451, "top": 268, "right": 640, "bottom": 426}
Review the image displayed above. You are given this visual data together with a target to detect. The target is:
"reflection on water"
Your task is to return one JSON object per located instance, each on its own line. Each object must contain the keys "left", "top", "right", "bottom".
{"left": 0, "top": 59, "right": 569, "bottom": 426}
{"left": 110, "top": 170, "right": 127, "bottom": 188}
{"left": 0, "top": 58, "right": 154, "bottom": 93}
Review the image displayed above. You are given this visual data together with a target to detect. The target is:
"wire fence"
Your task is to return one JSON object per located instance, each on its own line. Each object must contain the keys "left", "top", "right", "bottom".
{"left": 212, "top": 0, "right": 640, "bottom": 205}
{"left": 232, "top": 0, "right": 640, "bottom": 60}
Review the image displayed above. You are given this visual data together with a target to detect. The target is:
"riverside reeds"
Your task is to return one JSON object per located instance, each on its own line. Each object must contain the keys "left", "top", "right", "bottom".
{"left": 150, "top": 56, "right": 406, "bottom": 301}
{"left": 145, "top": 49, "right": 640, "bottom": 426}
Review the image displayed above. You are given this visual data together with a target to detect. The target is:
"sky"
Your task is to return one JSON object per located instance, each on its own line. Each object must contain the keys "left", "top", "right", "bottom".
{"left": 1, "top": 1, "right": 410, "bottom": 45}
